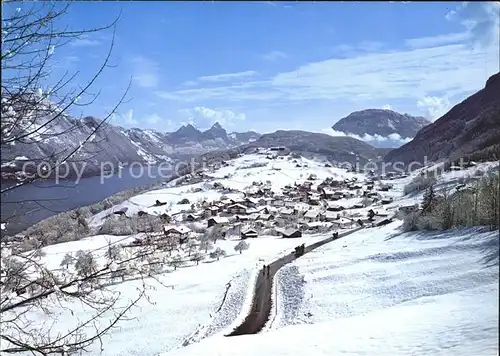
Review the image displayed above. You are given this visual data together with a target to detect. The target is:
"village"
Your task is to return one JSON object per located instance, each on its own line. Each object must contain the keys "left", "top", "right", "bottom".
{"left": 127, "top": 147, "right": 413, "bottom": 248}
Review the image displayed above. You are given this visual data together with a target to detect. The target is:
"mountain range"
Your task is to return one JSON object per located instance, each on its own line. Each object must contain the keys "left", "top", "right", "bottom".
{"left": 0, "top": 102, "right": 260, "bottom": 178}
{"left": 3, "top": 71, "right": 499, "bottom": 180}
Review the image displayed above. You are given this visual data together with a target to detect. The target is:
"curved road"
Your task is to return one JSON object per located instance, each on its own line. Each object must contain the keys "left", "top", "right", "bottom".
{"left": 226, "top": 227, "right": 363, "bottom": 336}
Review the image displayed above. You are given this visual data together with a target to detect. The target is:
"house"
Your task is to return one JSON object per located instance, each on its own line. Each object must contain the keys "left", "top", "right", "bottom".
{"left": 321, "top": 211, "right": 339, "bottom": 222}
{"left": 304, "top": 209, "right": 321, "bottom": 222}
{"left": 271, "top": 197, "right": 285, "bottom": 207}
{"left": 332, "top": 218, "right": 353, "bottom": 229}
{"left": 281, "top": 228, "right": 302, "bottom": 238}
{"left": 325, "top": 202, "right": 344, "bottom": 211}
{"left": 308, "top": 195, "right": 321, "bottom": 205}
{"left": 226, "top": 203, "right": 248, "bottom": 215}
{"left": 243, "top": 198, "right": 259, "bottom": 208}
{"left": 381, "top": 197, "right": 393, "bottom": 205}
{"left": 257, "top": 213, "right": 274, "bottom": 221}
{"left": 207, "top": 216, "right": 229, "bottom": 228}
{"left": 204, "top": 207, "right": 219, "bottom": 218}
{"left": 163, "top": 225, "right": 192, "bottom": 238}
{"left": 398, "top": 205, "right": 419, "bottom": 214}
{"left": 279, "top": 207, "right": 294, "bottom": 216}
{"left": 241, "top": 229, "right": 258, "bottom": 239}
{"left": 184, "top": 213, "right": 200, "bottom": 222}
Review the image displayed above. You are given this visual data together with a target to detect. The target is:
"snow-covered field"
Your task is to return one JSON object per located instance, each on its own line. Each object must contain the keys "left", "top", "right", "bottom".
{"left": 164, "top": 221, "right": 499, "bottom": 356}
{"left": 32, "top": 233, "right": 329, "bottom": 356}
{"left": 9, "top": 152, "right": 499, "bottom": 356}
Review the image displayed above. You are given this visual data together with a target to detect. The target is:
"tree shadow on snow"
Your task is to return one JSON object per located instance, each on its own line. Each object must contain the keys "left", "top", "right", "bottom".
{"left": 479, "top": 232, "right": 499, "bottom": 268}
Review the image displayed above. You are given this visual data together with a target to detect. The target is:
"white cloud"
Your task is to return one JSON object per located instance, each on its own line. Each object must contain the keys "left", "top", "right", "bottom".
{"left": 157, "top": 43, "right": 497, "bottom": 104}
{"left": 417, "top": 96, "right": 452, "bottom": 121}
{"left": 131, "top": 56, "right": 160, "bottom": 88}
{"left": 180, "top": 106, "right": 246, "bottom": 128}
{"left": 262, "top": 51, "right": 288, "bottom": 61}
{"left": 197, "top": 71, "right": 258, "bottom": 83}
{"left": 382, "top": 104, "right": 392, "bottom": 110}
{"left": 320, "top": 128, "right": 412, "bottom": 146}
{"left": 118, "top": 109, "right": 137, "bottom": 126}
{"left": 405, "top": 32, "right": 471, "bottom": 49}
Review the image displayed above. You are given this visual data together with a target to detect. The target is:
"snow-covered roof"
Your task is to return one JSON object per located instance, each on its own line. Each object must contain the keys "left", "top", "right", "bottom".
{"left": 164, "top": 225, "right": 192, "bottom": 234}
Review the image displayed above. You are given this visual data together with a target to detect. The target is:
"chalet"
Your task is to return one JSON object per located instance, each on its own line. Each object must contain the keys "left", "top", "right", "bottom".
{"left": 299, "top": 182, "right": 313, "bottom": 191}
{"left": 378, "top": 185, "right": 391, "bottom": 192}
{"left": 304, "top": 209, "right": 321, "bottom": 222}
{"left": 163, "top": 225, "right": 192, "bottom": 238}
{"left": 235, "top": 215, "right": 250, "bottom": 222}
{"left": 381, "top": 197, "right": 393, "bottom": 205}
{"left": 257, "top": 213, "right": 274, "bottom": 221}
{"left": 251, "top": 206, "right": 270, "bottom": 215}
{"left": 308, "top": 195, "right": 321, "bottom": 206}
{"left": 271, "top": 197, "right": 285, "bottom": 207}
{"left": 321, "top": 211, "right": 339, "bottom": 222}
{"left": 184, "top": 213, "right": 200, "bottom": 222}
{"left": 284, "top": 200, "right": 295, "bottom": 208}
{"left": 332, "top": 218, "right": 353, "bottom": 229}
{"left": 325, "top": 202, "right": 344, "bottom": 211}
{"left": 279, "top": 207, "right": 294, "bottom": 216}
{"left": 112, "top": 207, "right": 128, "bottom": 216}
{"left": 158, "top": 213, "right": 171, "bottom": 222}
{"left": 281, "top": 228, "right": 302, "bottom": 238}
{"left": 398, "top": 205, "right": 419, "bottom": 214}
{"left": 207, "top": 216, "right": 229, "bottom": 228}
{"left": 241, "top": 229, "right": 258, "bottom": 239}
{"left": 321, "top": 188, "right": 337, "bottom": 199}
{"left": 243, "top": 198, "right": 259, "bottom": 208}
{"left": 226, "top": 203, "right": 248, "bottom": 215}
{"left": 204, "top": 207, "right": 219, "bottom": 218}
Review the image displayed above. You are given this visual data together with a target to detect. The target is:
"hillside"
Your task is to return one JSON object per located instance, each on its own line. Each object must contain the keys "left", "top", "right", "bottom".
{"left": 333, "top": 109, "right": 430, "bottom": 140}
{"left": 245, "top": 130, "right": 383, "bottom": 165}
{"left": 0, "top": 94, "right": 260, "bottom": 179}
{"left": 385, "top": 72, "right": 500, "bottom": 165}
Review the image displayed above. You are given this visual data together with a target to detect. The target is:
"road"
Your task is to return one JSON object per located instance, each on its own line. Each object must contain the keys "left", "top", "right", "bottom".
{"left": 226, "top": 227, "right": 363, "bottom": 336}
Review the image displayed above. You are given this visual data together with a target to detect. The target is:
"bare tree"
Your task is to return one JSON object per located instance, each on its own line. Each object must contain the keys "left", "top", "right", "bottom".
{"left": 1, "top": 2, "right": 130, "bottom": 228}
{"left": 209, "top": 247, "right": 226, "bottom": 261}
{"left": 234, "top": 240, "right": 249, "bottom": 254}
{"left": 60, "top": 252, "right": 74, "bottom": 269}
{"left": 185, "top": 239, "right": 197, "bottom": 256}
{"left": 190, "top": 251, "right": 205, "bottom": 266}
{"left": 168, "top": 255, "right": 185, "bottom": 271}
{"left": 198, "top": 238, "right": 213, "bottom": 253}
{"left": 0, "top": 4, "right": 169, "bottom": 355}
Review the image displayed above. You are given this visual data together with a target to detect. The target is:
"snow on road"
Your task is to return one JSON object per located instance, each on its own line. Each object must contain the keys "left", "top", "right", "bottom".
{"left": 32, "top": 234, "right": 328, "bottom": 356}
{"left": 164, "top": 222, "right": 498, "bottom": 356}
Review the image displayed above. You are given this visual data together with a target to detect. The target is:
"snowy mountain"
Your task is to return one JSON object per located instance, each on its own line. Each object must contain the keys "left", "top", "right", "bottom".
{"left": 385, "top": 72, "right": 500, "bottom": 165}
{"left": 332, "top": 109, "right": 430, "bottom": 147}
{"left": 0, "top": 101, "right": 261, "bottom": 179}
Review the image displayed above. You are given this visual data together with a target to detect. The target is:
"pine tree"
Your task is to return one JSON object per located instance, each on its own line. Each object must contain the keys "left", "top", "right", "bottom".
{"left": 421, "top": 185, "right": 435, "bottom": 214}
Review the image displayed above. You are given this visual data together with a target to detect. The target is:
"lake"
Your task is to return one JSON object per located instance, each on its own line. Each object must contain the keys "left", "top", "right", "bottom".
{"left": 1, "top": 166, "right": 171, "bottom": 236}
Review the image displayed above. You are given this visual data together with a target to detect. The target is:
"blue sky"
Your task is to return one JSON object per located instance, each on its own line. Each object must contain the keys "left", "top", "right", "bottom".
{"left": 5, "top": 2, "right": 500, "bottom": 140}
